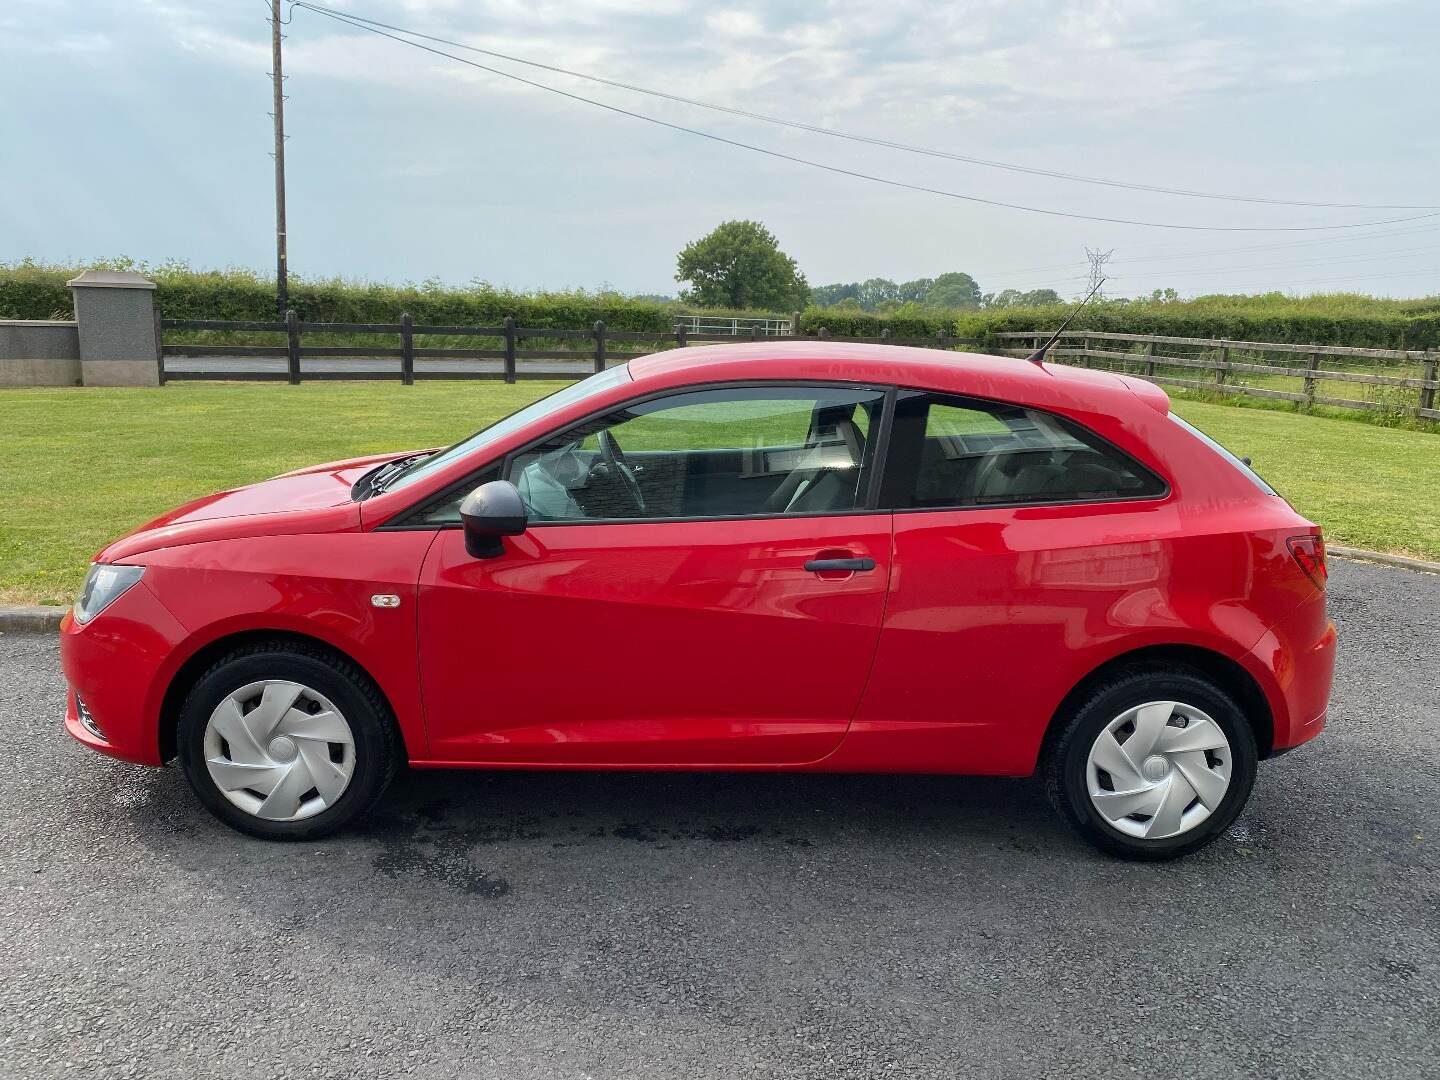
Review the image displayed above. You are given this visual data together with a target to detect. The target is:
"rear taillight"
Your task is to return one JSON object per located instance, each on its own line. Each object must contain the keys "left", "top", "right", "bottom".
{"left": 1287, "top": 535, "right": 1327, "bottom": 589}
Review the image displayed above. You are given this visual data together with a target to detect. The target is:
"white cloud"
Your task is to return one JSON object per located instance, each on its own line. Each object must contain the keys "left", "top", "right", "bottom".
{"left": 123, "top": 0, "right": 1413, "bottom": 134}
{"left": 704, "top": 9, "right": 764, "bottom": 36}
{"left": 5, "top": 0, "right": 1433, "bottom": 296}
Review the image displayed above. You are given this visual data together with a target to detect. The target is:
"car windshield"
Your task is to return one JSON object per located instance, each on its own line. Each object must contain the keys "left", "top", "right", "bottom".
{"left": 378, "top": 364, "right": 633, "bottom": 495}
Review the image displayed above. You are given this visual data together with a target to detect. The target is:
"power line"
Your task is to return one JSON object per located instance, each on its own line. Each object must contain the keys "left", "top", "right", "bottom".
{"left": 992, "top": 247, "right": 1440, "bottom": 293}
{"left": 290, "top": 2, "right": 1436, "bottom": 212}
{"left": 1120, "top": 266, "right": 1440, "bottom": 290}
{"left": 1118, "top": 243, "right": 1440, "bottom": 280}
{"left": 1000, "top": 265, "right": 1440, "bottom": 295}
{"left": 978, "top": 222, "right": 1440, "bottom": 280}
{"left": 291, "top": 3, "right": 1440, "bottom": 234}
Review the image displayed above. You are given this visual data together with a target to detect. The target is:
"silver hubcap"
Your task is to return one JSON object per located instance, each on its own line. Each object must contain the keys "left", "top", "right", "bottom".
{"left": 1085, "top": 701, "right": 1233, "bottom": 840}
{"left": 203, "top": 680, "right": 356, "bottom": 822}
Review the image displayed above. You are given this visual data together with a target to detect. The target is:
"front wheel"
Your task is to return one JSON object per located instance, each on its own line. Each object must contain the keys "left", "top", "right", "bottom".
{"left": 178, "top": 641, "right": 399, "bottom": 841}
{"left": 1042, "top": 669, "right": 1258, "bottom": 860}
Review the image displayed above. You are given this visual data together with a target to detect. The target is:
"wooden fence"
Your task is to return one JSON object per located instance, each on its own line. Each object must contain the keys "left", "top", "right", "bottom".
{"left": 993, "top": 330, "right": 1440, "bottom": 421}
{"left": 158, "top": 314, "right": 1439, "bottom": 421}
{"left": 157, "top": 312, "right": 977, "bottom": 384}
{"left": 161, "top": 314, "right": 739, "bottom": 384}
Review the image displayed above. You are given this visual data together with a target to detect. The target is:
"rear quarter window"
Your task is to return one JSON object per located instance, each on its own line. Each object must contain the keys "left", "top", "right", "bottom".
{"left": 1167, "top": 414, "right": 1278, "bottom": 496}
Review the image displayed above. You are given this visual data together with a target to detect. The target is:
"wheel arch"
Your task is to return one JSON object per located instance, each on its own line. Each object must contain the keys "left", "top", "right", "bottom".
{"left": 1040, "top": 643, "right": 1275, "bottom": 768}
{"left": 157, "top": 629, "right": 406, "bottom": 765}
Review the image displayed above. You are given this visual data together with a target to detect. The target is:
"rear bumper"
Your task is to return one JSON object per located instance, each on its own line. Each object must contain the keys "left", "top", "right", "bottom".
{"left": 58, "top": 582, "right": 189, "bottom": 766}
{"left": 1245, "top": 596, "right": 1337, "bottom": 754}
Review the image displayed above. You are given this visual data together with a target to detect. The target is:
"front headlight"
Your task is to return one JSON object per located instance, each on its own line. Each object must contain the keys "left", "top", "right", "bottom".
{"left": 74, "top": 564, "right": 145, "bottom": 624}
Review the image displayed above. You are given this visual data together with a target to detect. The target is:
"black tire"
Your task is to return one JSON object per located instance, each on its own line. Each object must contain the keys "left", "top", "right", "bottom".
{"left": 1042, "top": 667, "right": 1258, "bottom": 860}
{"left": 177, "top": 640, "right": 399, "bottom": 841}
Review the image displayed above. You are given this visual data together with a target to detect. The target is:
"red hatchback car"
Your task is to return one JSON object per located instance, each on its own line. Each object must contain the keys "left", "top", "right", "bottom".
{"left": 60, "top": 343, "right": 1336, "bottom": 859}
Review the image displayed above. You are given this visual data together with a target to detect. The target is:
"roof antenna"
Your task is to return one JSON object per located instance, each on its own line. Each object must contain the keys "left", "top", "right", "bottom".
{"left": 1026, "top": 278, "right": 1105, "bottom": 364}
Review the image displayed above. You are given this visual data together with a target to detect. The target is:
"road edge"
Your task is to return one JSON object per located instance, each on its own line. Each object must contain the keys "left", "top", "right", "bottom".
{"left": 1327, "top": 546, "right": 1440, "bottom": 575}
{"left": 0, "top": 605, "right": 66, "bottom": 634}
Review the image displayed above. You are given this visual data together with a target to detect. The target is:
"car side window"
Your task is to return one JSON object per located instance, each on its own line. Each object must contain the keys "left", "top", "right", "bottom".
{"left": 890, "top": 391, "right": 1165, "bottom": 509}
{"left": 504, "top": 385, "right": 886, "bottom": 522}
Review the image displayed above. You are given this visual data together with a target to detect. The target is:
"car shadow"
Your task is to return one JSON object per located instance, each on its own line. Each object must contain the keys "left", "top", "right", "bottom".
{"left": 122, "top": 762, "right": 1090, "bottom": 892}
{"left": 378, "top": 764, "right": 1056, "bottom": 836}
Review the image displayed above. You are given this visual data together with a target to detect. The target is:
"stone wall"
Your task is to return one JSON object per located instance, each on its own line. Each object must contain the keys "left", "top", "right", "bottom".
{"left": 0, "top": 320, "right": 81, "bottom": 386}
{"left": 0, "top": 271, "right": 159, "bottom": 387}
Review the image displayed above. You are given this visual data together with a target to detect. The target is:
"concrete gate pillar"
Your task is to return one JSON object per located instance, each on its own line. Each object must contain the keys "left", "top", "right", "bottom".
{"left": 66, "top": 270, "right": 161, "bottom": 387}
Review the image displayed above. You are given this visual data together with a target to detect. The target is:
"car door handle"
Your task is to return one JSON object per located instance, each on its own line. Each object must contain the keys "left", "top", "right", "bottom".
{"left": 804, "top": 557, "right": 876, "bottom": 572}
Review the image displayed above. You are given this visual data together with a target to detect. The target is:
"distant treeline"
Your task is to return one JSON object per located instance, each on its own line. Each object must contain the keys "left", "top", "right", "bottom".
{"left": 810, "top": 273, "right": 1062, "bottom": 312}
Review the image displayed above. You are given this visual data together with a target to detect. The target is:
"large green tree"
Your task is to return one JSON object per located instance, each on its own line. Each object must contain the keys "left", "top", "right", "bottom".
{"left": 924, "top": 272, "right": 983, "bottom": 309}
{"left": 675, "top": 221, "right": 810, "bottom": 311}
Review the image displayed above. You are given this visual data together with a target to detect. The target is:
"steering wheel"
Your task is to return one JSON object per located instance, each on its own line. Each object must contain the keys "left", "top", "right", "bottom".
{"left": 597, "top": 429, "right": 646, "bottom": 513}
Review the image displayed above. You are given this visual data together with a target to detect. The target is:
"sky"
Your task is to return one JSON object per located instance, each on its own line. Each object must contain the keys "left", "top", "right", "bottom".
{"left": 1, "top": 0, "right": 1437, "bottom": 300}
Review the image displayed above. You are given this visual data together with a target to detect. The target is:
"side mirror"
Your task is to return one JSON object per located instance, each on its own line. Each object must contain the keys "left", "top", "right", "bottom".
{"left": 459, "top": 480, "right": 528, "bottom": 559}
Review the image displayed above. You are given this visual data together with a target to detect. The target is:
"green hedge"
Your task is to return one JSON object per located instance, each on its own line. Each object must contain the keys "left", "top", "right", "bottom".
{"left": 0, "top": 260, "right": 752, "bottom": 334}
{"left": 800, "top": 295, "right": 1440, "bottom": 350}
{"left": 7, "top": 260, "right": 1436, "bottom": 350}
{"left": 795, "top": 309, "right": 952, "bottom": 339}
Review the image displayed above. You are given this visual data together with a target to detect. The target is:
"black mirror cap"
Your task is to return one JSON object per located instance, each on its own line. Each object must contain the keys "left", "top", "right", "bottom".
{"left": 459, "top": 480, "right": 528, "bottom": 559}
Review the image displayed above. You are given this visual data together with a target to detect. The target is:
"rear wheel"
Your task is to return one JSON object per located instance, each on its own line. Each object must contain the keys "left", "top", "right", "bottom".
{"left": 178, "top": 642, "right": 399, "bottom": 841}
{"left": 1043, "top": 668, "right": 1257, "bottom": 860}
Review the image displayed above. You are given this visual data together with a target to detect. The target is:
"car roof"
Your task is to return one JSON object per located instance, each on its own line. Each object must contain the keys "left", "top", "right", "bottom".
{"left": 628, "top": 341, "right": 1170, "bottom": 416}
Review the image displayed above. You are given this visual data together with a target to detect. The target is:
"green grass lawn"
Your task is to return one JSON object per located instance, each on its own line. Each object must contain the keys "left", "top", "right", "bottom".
{"left": 2, "top": 382, "right": 1436, "bottom": 605}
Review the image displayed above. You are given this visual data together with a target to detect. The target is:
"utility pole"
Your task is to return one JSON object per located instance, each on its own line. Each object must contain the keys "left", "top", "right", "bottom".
{"left": 270, "top": 0, "right": 289, "bottom": 316}
{"left": 1084, "top": 247, "right": 1113, "bottom": 299}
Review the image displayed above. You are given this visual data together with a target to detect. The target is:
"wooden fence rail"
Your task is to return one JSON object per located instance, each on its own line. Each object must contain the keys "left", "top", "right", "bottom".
{"left": 159, "top": 315, "right": 1439, "bottom": 420}
{"left": 159, "top": 312, "right": 978, "bottom": 385}
{"left": 991, "top": 330, "right": 1440, "bottom": 420}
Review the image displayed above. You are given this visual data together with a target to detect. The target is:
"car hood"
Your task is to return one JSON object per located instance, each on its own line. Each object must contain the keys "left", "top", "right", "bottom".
{"left": 96, "top": 450, "right": 421, "bottom": 562}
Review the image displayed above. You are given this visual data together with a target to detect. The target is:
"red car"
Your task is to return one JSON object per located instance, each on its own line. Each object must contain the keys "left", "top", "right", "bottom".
{"left": 60, "top": 342, "right": 1335, "bottom": 859}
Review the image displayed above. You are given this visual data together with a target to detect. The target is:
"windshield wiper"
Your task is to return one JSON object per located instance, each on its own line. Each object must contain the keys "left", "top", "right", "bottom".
{"left": 354, "top": 453, "right": 431, "bottom": 500}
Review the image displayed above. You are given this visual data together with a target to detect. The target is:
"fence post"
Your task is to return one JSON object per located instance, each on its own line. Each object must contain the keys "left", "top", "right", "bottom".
{"left": 1082, "top": 334, "right": 1091, "bottom": 368}
{"left": 791, "top": 311, "right": 803, "bottom": 338}
{"left": 1144, "top": 340, "right": 1155, "bottom": 379}
{"left": 1421, "top": 351, "right": 1438, "bottom": 415}
{"left": 285, "top": 309, "right": 301, "bottom": 384}
{"left": 399, "top": 312, "right": 414, "bottom": 386}
{"left": 1303, "top": 351, "right": 1321, "bottom": 407}
{"left": 502, "top": 315, "right": 516, "bottom": 384}
{"left": 593, "top": 320, "right": 607, "bottom": 373}
{"left": 1216, "top": 340, "right": 1229, "bottom": 387}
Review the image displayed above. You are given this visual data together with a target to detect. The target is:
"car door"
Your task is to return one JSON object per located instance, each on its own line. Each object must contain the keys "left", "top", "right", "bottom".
{"left": 415, "top": 383, "right": 894, "bottom": 766}
{"left": 849, "top": 389, "right": 1172, "bottom": 775}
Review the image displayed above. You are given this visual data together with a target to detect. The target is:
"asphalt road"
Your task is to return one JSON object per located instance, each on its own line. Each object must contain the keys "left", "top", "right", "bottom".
{"left": 1, "top": 559, "right": 1436, "bottom": 1079}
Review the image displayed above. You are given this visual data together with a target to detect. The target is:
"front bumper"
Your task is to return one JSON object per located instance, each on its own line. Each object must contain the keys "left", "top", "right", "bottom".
{"left": 59, "top": 580, "right": 190, "bottom": 766}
